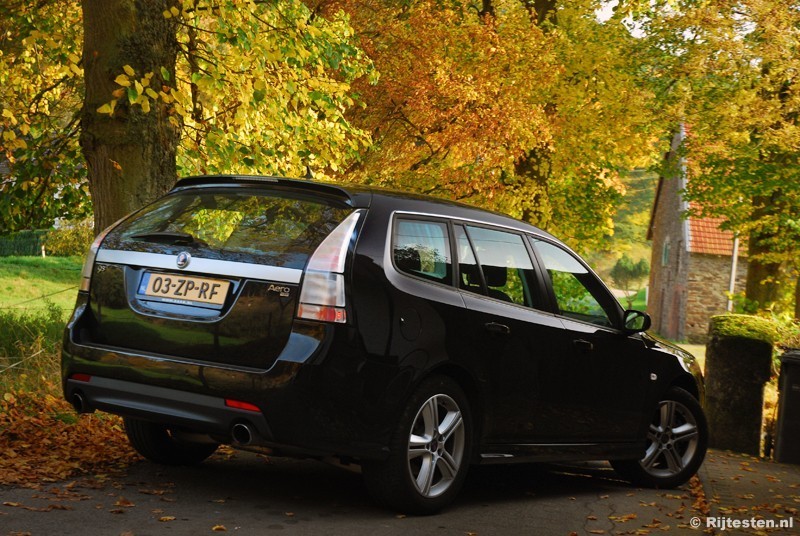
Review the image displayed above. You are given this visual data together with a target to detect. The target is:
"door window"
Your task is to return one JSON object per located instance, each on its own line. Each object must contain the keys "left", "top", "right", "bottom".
{"left": 465, "top": 226, "right": 540, "bottom": 307}
{"left": 533, "top": 239, "right": 618, "bottom": 327}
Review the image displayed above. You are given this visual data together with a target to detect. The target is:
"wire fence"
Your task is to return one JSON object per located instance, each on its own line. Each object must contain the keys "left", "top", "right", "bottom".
{"left": 0, "top": 286, "right": 78, "bottom": 310}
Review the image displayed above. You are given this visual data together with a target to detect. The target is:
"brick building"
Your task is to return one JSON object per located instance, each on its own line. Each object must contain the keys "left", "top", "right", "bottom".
{"left": 646, "top": 129, "right": 747, "bottom": 343}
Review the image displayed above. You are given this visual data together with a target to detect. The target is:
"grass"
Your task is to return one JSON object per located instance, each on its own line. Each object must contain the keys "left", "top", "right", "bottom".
{"left": 0, "top": 303, "right": 64, "bottom": 392}
{"left": 0, "top": 256, "right": 83, "bottom": 393}
{"left": 616, "top": 287, "right": 647, "bottom": 311}
{"left": 0, "top": 255, "right": 84, "bottom": 313}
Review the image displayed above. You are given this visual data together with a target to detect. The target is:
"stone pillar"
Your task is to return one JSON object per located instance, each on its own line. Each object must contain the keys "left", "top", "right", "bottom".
{"left": 704, "top": 314, "right": 776, "bottom": 456}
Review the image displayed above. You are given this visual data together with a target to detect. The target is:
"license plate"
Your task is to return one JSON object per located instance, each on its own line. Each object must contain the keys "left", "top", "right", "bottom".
{"left": 138, "top": 272, "right": 229, "bottom": 306}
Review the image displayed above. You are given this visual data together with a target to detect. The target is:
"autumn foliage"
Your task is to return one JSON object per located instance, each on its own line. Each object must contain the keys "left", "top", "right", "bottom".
{"left": 0, "top": 388, "right": 138, "bottom": 488}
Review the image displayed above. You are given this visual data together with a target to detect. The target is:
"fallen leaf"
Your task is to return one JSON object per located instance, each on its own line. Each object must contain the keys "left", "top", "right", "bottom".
{"left": 138, "top": 489, "right": 169, "bottom": 496}
{"left": 158, "top": 516, "right": 176, "bottom": 522}
{"left": 212, "top": 525, "right": 226, "bottom": 532}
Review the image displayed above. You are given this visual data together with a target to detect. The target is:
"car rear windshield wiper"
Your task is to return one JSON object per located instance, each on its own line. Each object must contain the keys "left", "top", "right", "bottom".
{"left": 130, "top": 231, "right": 209, "bottom": 248}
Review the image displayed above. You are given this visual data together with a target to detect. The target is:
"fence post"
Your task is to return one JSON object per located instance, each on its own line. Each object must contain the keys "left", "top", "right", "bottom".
{"left": 705, "top": 314, "right": 777, "bottom": 455}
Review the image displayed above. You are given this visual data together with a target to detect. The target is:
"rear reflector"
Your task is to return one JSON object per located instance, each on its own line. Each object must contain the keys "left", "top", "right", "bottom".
{"left": 225, "top": 399, "right": 261, "bottom": 413}
{"left": 70, "top": 373, "right": 92, "bottom": 382}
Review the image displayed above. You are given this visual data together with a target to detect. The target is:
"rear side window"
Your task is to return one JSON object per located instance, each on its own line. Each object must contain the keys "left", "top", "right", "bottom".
{"left": 393, "top": 219, "right": 452, "bottom": 285}
{"left": 465, "top": 226, "right": 540, "bottom": 307}
{"left": 107, "top": 189, "right": 352, "bottom": 269}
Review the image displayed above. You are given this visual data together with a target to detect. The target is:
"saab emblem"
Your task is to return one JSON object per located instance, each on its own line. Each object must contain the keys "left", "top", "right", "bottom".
{"left": 176, "top": 251, "right": 191, "bottom": 269}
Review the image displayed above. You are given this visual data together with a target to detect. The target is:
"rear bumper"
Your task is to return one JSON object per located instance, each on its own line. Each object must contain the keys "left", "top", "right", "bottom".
{"left": 65, "top": 375, "right": 273, "bottom": 441}
{"left": 61, "top": 297, "right": 394, "bottom": 461}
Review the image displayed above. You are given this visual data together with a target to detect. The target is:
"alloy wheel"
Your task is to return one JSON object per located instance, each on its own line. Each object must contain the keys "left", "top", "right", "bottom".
{"left": 640, "top": 399, "right": 700, "bottom": 477}
{"left": 407, "top": 394, "right": 465, "bottom": 498}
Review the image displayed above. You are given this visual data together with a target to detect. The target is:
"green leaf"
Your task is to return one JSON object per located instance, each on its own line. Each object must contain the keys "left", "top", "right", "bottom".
{"left": 127, "top": 87, "right": 139, "bottom": 104}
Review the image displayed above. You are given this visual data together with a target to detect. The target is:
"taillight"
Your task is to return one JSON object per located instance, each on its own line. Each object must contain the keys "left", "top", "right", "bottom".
{"left": 297, "top": 210, "right": 362, "bottom": 323}
{"left": 79, "top": 219, "right": 125, "bottom": 292}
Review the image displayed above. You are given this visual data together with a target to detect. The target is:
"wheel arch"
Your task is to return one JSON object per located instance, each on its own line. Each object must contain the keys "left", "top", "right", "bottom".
{"left": 669, "top": 374, "right": 701, "bottom": 402}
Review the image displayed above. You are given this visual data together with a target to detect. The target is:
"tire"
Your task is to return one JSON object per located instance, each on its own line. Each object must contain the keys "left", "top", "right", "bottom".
{"left": 124, "top": 417, "right": 219, "bottom": 466}
{"left": 362, "top": 376, "right": 473, "bottom": 515}
{"left": 611, "top": 386, "right": 707, "bottom": 488}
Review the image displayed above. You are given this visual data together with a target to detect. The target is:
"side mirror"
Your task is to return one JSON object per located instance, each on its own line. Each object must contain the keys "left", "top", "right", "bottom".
{"left": 623, "top": 309, "right": 651, "bottom": 333}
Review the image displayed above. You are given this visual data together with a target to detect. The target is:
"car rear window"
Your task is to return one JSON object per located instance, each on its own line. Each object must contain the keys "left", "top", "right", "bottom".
{"left": 105, "top": 189, "right": 352, "bottom": 269}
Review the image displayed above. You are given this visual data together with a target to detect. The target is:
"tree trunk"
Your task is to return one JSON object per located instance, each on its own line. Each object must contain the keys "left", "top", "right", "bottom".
{"left": 744, "top": 237, "right": 782, "bottom": 311}
{"left": 795, "top": 270, "right": 800, "bottom": 320}
{"left": 745, "top": 194, "right": 783, "bottom": 311}
{"left": 80, "top": 0, "right": 180, "bottom": 233}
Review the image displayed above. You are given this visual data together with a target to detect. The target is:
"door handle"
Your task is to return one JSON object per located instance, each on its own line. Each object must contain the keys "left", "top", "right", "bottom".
{"left": 485, "top": 322, "right": 511, "bottom": 335}
{"left": 573, "top": 339, "right": 594, "bottom": 351}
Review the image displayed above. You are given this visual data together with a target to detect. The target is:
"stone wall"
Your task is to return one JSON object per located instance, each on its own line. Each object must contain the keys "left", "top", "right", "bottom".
{"left": 684, "top": 253, "right": 748, "bottom": 342}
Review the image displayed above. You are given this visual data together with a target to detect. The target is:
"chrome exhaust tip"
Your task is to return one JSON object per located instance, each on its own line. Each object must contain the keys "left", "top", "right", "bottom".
{"left": 231, "top": 422, "right": 254, "bottom": 446}
{"left": 71, "top": 392, "right": 90, "bottom": 413}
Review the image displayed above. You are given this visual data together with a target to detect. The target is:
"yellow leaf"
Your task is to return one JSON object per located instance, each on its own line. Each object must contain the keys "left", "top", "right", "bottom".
{"left": 212, "top": 526, "right": 226, "bottom": 532}
{"left": 68, "top": 53, "right": 80, "bottom": 64}
{"left": 135, "top": 81, "right": 143, "bottom": 95}
{"left": 146, "top": 88, "right": 159, "bottom": 100}
{"left": 141, "top": 98, "right": 151, "bottom": 113}
{"left": 123, "top": 65, "right": 135, "bottom": 77}
{"left": 162, "top": 9, "right": 172, "bottom": 18}
{"left": 170, "top": 6, "right": 180, "bottom": 16}
{"left": 96, "top": 103, "right": 113, "bottom": 115}
{"left": 159, "top": 516, "right": 176, "bottom": 522}
{"left": 2, "top": 109, "right": 13, "bottom": 119}
{"left": 114, "top": 74, "right": 131, "bottom": 87}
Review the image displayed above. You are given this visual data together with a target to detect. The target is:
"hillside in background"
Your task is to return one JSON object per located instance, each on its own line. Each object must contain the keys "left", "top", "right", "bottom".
{"left": 587, "top": 169, "right": 658, "bottom": 284}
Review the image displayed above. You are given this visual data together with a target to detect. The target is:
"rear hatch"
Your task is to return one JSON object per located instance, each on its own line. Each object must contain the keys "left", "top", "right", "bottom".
{"left": 84, "top": 183, "right": 355, "bottom": 369}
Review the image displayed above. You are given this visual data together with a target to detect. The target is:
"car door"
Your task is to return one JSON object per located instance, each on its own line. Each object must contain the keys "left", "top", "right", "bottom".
{"left": 530, "top": 238, "right": 651, "bottom": 443}
{"left": 453, "top": 224, "right": 570, "bottom": 445}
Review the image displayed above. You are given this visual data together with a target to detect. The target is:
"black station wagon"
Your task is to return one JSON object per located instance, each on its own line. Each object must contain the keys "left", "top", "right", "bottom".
{"left": 62, "top": 175, "right": 707, "bottom": 514}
